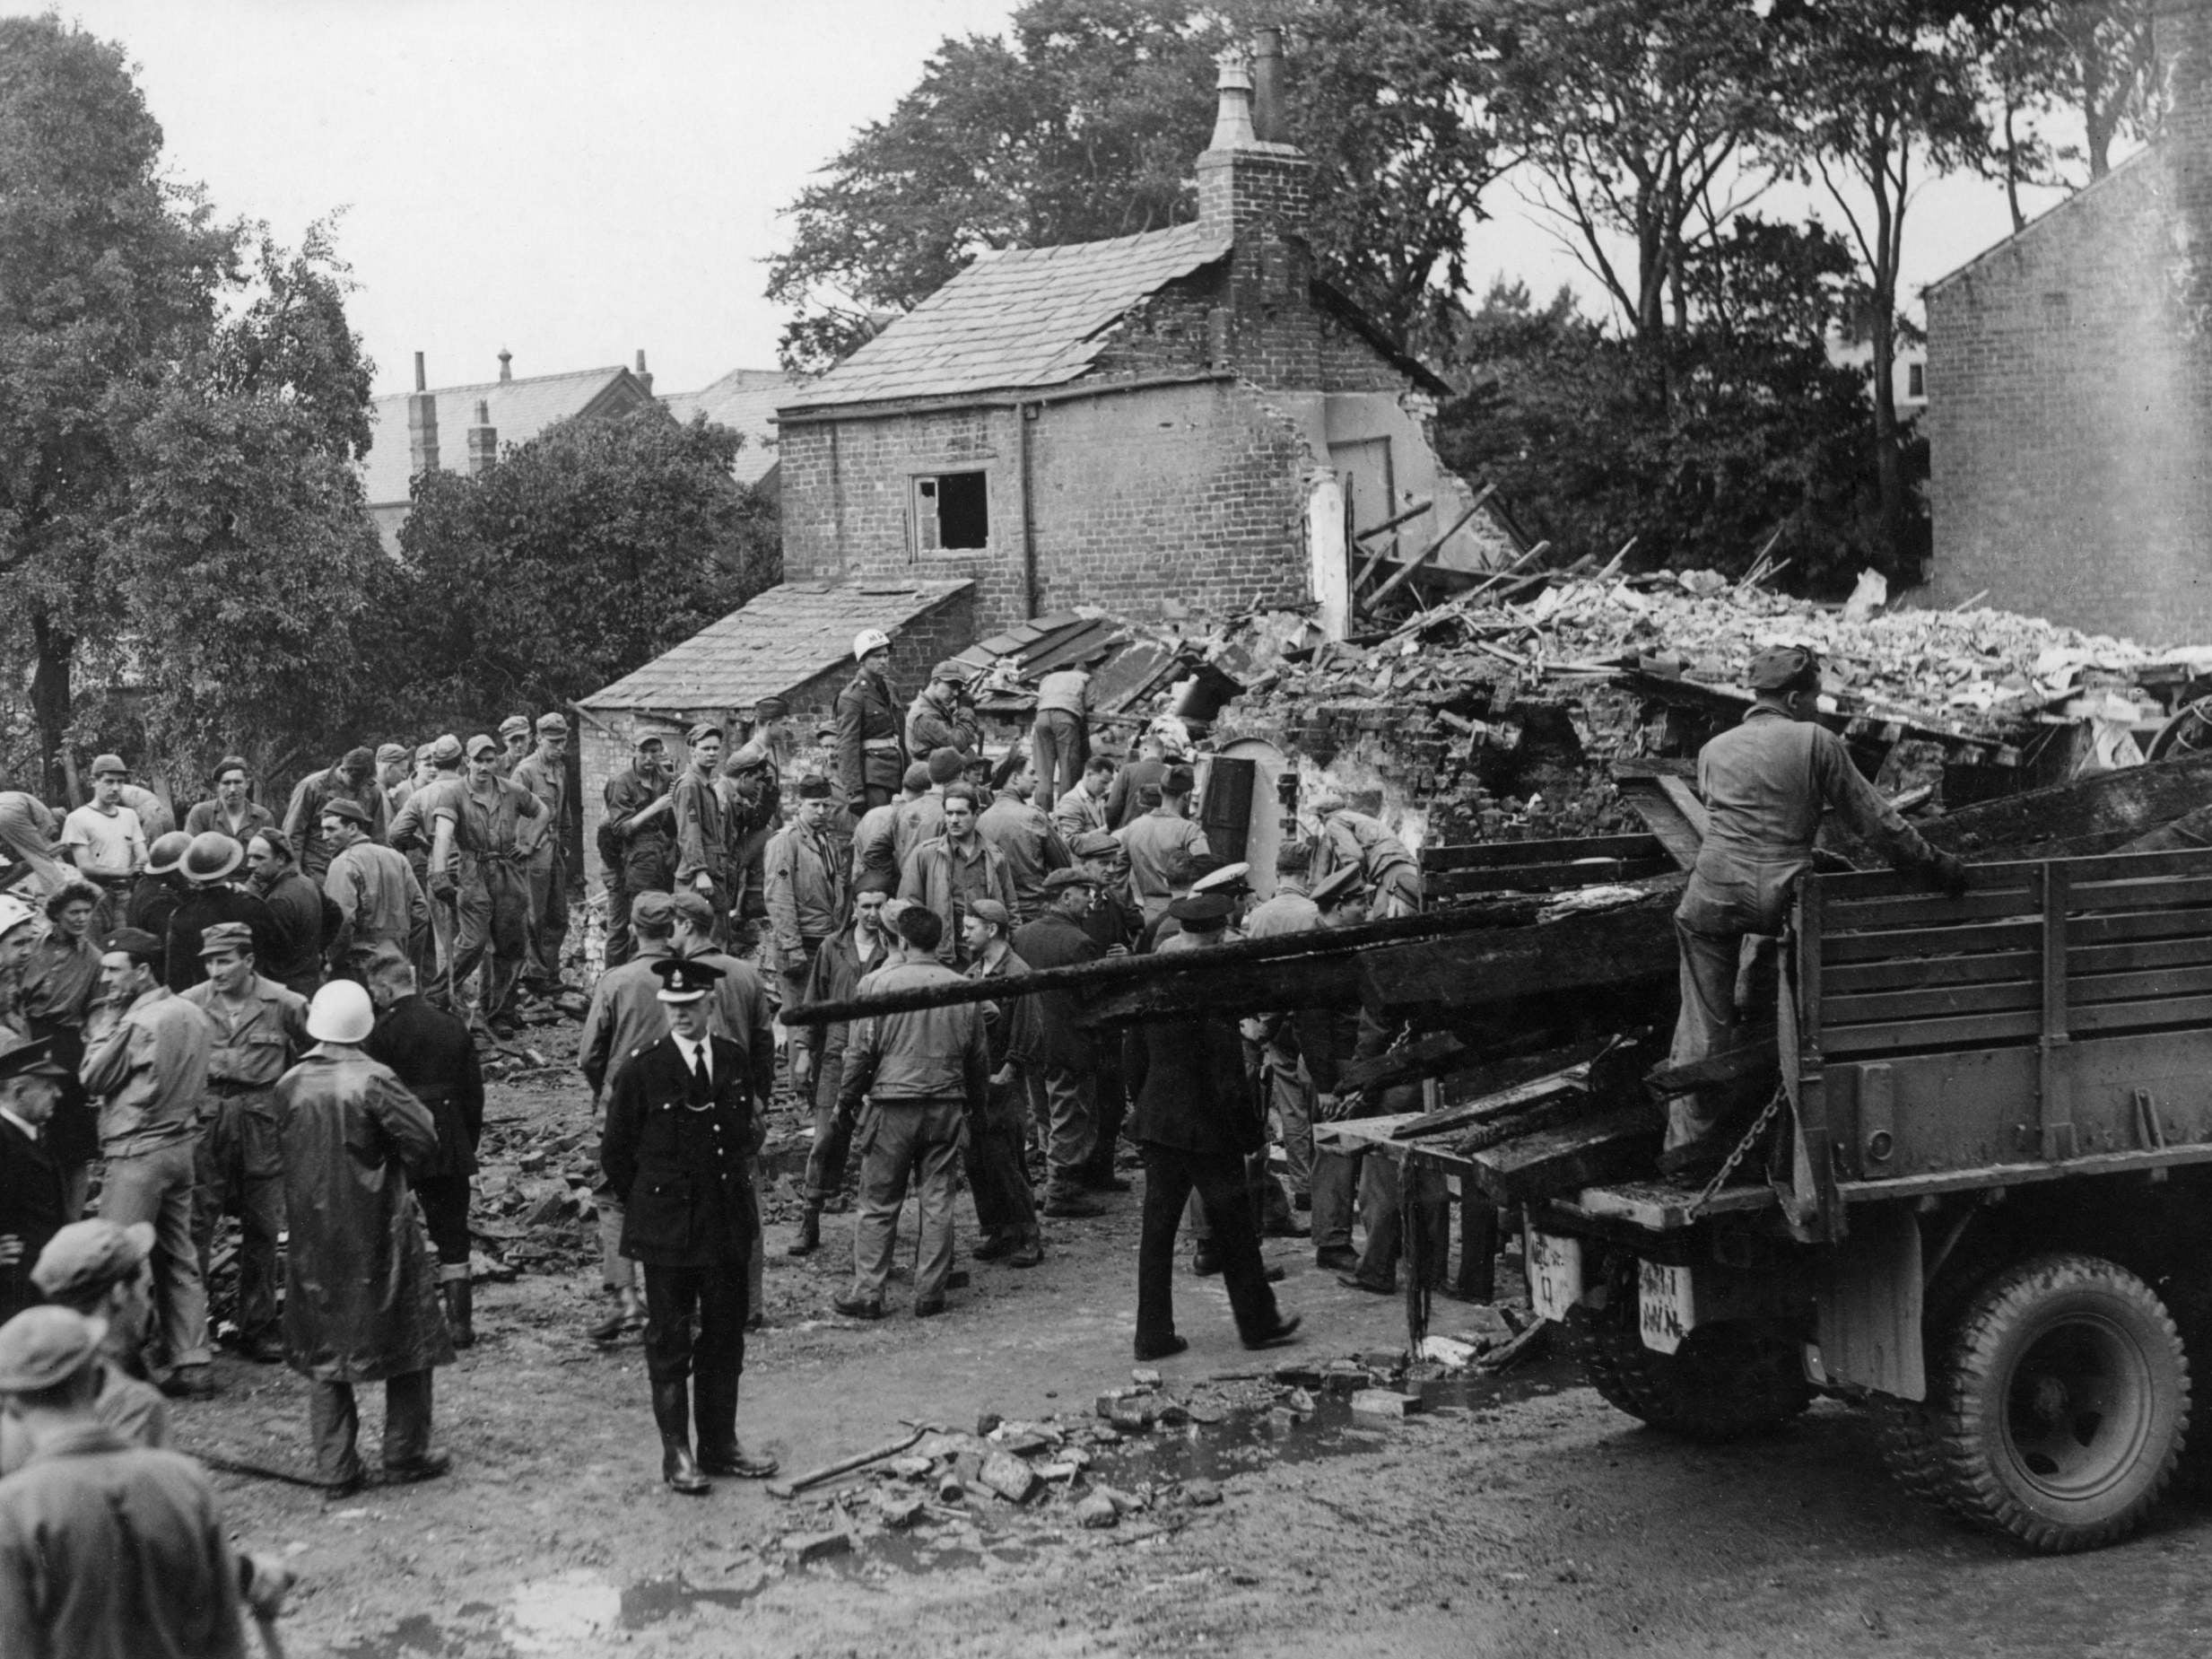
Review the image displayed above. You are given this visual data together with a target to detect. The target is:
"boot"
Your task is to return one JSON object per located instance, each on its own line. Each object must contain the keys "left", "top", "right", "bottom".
{"left": 786, "top": 1205, "right": 822, "bottom": 1257}
{"left": 651, "top": 1380, "right": 710, "bottom": 1496}
{"left": 695, "top": 1367, "right": 778, "bottom": 1479}
{"left": 443, "top": 1279, "right": 475, "bottom": 1349}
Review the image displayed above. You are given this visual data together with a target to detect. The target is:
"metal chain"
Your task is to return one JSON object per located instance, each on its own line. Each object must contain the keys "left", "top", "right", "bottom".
{"left": 1685, "top": 1085, "right": 1787, "bottom": 1219}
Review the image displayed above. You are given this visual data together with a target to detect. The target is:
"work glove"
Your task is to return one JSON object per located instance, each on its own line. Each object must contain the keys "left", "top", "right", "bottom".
{"left": 1927, "top": 850, "right": 1970, "bottom": 899}
{"left": 430, "top": 870, "right": 457, "bottom": 904}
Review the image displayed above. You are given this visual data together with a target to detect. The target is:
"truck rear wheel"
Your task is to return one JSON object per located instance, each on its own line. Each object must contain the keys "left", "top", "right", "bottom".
{"left": 1580, "top": 1318, "right": 1812, "bottom": 1443}
{"left": 1928, "top": 1252, "right": 2188, "bottom": 1552}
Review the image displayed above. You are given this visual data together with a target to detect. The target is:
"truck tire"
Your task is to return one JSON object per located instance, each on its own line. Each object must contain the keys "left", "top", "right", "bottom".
{"left": 1579, "top": 1318, "right": 1813, "bottom": 1443}
{"left": 1928, "top": 1252, "right": 2188, "bottom": 1552}
{"left": 1871, "top": 1394, "right": 1954, "bottom": 1512}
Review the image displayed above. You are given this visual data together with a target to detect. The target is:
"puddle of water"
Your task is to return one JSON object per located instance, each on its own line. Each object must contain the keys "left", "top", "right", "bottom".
{"left": 332, "top": 1611, "right": 467, "bottom": 1659}
{"left": 622, "top": 1570, "right": 771, "bottom": 1627}
{"left": 508, "top": 1568, "right": 621, "bottom": 1655}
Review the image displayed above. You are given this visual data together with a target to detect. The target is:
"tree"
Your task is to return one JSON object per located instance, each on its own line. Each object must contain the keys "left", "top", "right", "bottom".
{"left": 766, "top": 0, "right": 1506, "bottom": 369}
{"left": 382, "top": 411, "right": 779, "bottom": 734}
{"left": 1773, "top": 0, "right": 1985, "bottom": 573}
{"left": 0, "top": 14, "right": 235, "bottom": 795}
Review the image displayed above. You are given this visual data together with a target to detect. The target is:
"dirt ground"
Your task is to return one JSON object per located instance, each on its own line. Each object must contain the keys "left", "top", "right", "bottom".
{"left": 179, "top": 1045, "right": 2212, "bottom": 1659}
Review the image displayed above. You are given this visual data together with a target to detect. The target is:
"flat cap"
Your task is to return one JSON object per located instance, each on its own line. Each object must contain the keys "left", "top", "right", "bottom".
{"left": 654, "top": 953, "right": 726, "bottom": 1004}
{"left": 1747, "top": 643, "right": 1822, "bottom": 692}
{"left": 967, "top": 897, "right": 1012, "bottom": 930}
{"left": 341, "top": 747, "right": 376, "bottom": 773}
{"left": 753, "top": 695, "right": 790, "bottom": 720}
{"left": 103, "top": 927, "right": 165, "bottom": 958}
{"left": 536, "top": 712, "right": 570, "bottom": 735}
{"left": 686, "top": 721, "right": 723, "bottom": 747}
{"left": 466, "top": 734, "right": 498, "bottom": 759}
{"left": 1276, "top": 840, "right": 1314, "bottom": 874}
{"left": 634, "top": 731, "right": 666, "bottom": 750}
{"left": 91, "top": 753, "right": 127, "bottom": 777}
{"left": 631, "top": 890, "right": 675, "bottom": 928}
{"left": 412, "top": 742, "right": 434, "bottom": 764}
{"left": 1311, "top": 865, "right": 1363, "bottom": 910}
{"left": 931, "top": 659, "right": 970, "bottom": 684}
{"left": 1044, "top": 868, "right": 1102, "bottom": 893}
{"left": 197, "top": 921, "right": 256, "bottom": 957}
{"left": 796, "top": 773, "right": 833, "bottom": 799}
{"left": 318, "top": 799, "right": 372, "bottom": 829}
{"left": 498, "top": 715, "right": 531, "bottom": 739}
{"left": 376, "top": 742, "right": 409, "bottom": 765}
{"left": 431, "top": 734, "right": 465, "bottom": 764}
{"left": 1070, "top": 830, "right": 1120, "bottom": 859}
{"left": 0, "top": 1305, "right": 106, "bottom": 1393}
{"left": 1190, "top": 860, "right": 1250, "bottom": 898}
{"left": 926, "top": 747, "right": 965, "bottom": 785}
{"left": 213, "top": 755, "right": 250, "bottom": 781}
{"left": 1167, "top": 892, "right": 1234, "bottom": 930}
{"left": 668, "top": 889, "right": 715, "bottom": 930}
{"left": 902, "top": 762, "right": 932, "bottom": 793}
{"left": 31, "top": 1218, "right": 153, "bottom": 1299}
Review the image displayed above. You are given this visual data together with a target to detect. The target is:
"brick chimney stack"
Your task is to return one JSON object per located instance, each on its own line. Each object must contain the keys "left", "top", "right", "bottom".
{"left": 407, "top": 351, "right": 440, "bottom": 477}
{"left": 1195, "top": 35, "right": 1318, "bottom": 388}
{"left": 634, "top": 349, "right": 654, "bottom": 396}
{"left": 498, "top": 346, "right": 512, "bottom": 383}
{"left": 466, "top": 398, "right": 497, "bottom": 476}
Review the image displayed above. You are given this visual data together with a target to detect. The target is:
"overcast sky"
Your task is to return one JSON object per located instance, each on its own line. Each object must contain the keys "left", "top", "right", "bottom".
{"left": 33, "top": 1, "right": 2074, "bottom": 399}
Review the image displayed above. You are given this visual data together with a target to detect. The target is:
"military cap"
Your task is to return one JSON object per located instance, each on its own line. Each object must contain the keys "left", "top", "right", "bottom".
{"left": 1747, "top": 643, "right": 1822, "bottom": 692}
{"left": 1276, "top": 839, "right": 1314, "bottom": 874}
{"left": 376, "top": 742, "right": 409, "bottom": 765}
{"left": 1163, "top": 766, "right": 1197, "bottom": 797}
{"left": 213, "top": 755, "right": 250, "bottom": 781}
{"left": 753, "top": 696, "right": 790, "bottom": 720}
{"left": 0, "top": 1034, "right": 67, "bottom": 1083}
{"left": 318, "top": 799, "right": 373, "bottom": 830}
{"left": 466, "top": 733, "right": 498, "bottom": 759}
{"left": 1069, "top": 830, "right": 1120, "bottom": 860}
{"left": 498, "top": 715, "right": 531, "bottom": 740}
{"left": 631, "top": 890, "right": 675, "bottom": 928}
{"left": 412, "top": 742, "right": 434, "bottom": 764}
{"left": 1311, "top": 865, "right": 1363, "bottom": 911}
{"left": 926, "top": 747, "right": 965, "bottom": 785}
{"left": 654, "top": 953, "right": 726, "bottom": 1004}
{"left": 0, "top": 1306, "right": 106, "bottom": 1393}
{"left": 31, "top": 1218, "right": 154, "bottom": 1299}
{"left": 634, "top": 731, "right": 666, "bottom": 751}
{"left": 1190, "top": 860, "right": 1250, "bottom": 898}
{"left": 967, "top": 897, "right": 1013, "bottom": 931}
{"left": 668, "top": 890, "right": 716, "bottom": 930}
{"left": 103, "top": 927, "right": 165, "bottom": 959}
{"left": 1167, "top": 892, "right": 1234, "bottom": 930}
{"left": 341, "top": 747, "right": 376, "bottom": 773}
{"left": 431, "top": 734, "right": 465, "bottom": 764}
{"left": 725, "top": 738, "right": 772, "bottom": 773}
{"left": 687, "top": 721, "right": 723, "bottom": 747}
{"left": 902, "top": 762, "right": 933, "bottom": 793}
{"left": 930, "top": 659, "right": 970, "bottom": 685}
{"left": 197, "top": 921, "right": 256, "bottom": 958}
{"left": 90, "top": 754, "right": 127, "bottom": 778}
{"left": 796, "top": 773, "right": 833, "bottom": 799}
{"left": 536, "top": 712, "right": 570, "bottom": 735}
{"left": 1044, "top": 867, "right": 1102, "bottom": 893}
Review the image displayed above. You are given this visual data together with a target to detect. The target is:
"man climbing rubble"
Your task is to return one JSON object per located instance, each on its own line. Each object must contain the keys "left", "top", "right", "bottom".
{"left": 1666, "top": 643, "right": 1967, "bottom": 1174}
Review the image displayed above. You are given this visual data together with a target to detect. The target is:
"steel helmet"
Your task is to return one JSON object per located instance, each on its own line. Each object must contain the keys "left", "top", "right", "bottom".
{"left": 0, "top": 895, "right": 36, "bottom": 941}
{"left": 853, "top": 628, "right": 893, "bottom": 662}
{"left": 305, "top": 980, "right": 375, "bottom": 1044}
{"left": 180, "top": 831, "right": 245, "bottom": 885}
{"left": 145, "top": 832, "right": 193, "bottom": 876}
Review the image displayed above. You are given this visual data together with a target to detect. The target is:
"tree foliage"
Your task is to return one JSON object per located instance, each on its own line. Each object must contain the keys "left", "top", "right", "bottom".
{"left": 380, "top": 412, "right": 779, "bottom": 736}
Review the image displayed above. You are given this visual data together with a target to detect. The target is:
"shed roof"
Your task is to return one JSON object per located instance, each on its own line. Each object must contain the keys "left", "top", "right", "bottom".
{"left": 662, "top": 366, "right": 805, "bottom": 486}
{"left": 362, "top": 366, "right": 651, "bottom": 507}
{"left": 780, "top": 222, "right": 1232, "bottom": 413}
{"left": 581, "top": 579, "right": 974, "bottom": 713}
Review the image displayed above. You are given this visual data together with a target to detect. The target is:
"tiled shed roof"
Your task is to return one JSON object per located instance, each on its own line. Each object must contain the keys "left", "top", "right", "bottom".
{"left": 362, "top": 366, "right": 652, "bottom": 507}
{"left": 780, "top": 223, "right": 1231, "bottom": 412}
{"left": 581, "top": 580, "right": 974, "bottom": 712}
{"left": 663, "top": 367, "right": 805, "bottom": 486}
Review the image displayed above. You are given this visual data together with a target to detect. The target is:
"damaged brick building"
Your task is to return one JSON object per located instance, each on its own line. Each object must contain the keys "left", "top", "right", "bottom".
{"left": 775, "top": 37, "right": 1512, "bottom": 642}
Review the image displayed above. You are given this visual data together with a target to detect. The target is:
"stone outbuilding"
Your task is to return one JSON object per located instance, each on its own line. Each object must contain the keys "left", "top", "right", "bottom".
{"left": 774, "top": 38, "right": 1511, "bottom": 642}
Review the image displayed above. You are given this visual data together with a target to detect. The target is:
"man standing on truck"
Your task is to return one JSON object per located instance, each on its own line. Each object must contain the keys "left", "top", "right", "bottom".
{"left": 1668, "top": 644, "right": 1967, "bottom": 1172}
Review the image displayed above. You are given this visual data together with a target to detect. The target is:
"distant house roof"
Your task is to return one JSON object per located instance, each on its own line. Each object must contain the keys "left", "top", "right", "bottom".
{"left": 952, "top": 609, "right": 1223, "bottom": 723}
{"left": 781, "top": 222, "right": 1232, "bottom": 413}
{"left": 581, "top": 579, "right": 975, "bottom": 714}
{"left": 1925, "top": 145, "right": 2155, "bottom": 298}
{"left": 662, "top": 367, "right": 806, "bottom": 487}
{"left": 361, "top": 365, "right": 655, "bottom": 509}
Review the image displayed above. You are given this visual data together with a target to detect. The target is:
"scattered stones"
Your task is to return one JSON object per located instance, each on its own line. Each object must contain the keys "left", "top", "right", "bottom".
{"left": 975, "top": 1410, "right": 1003, "bottom": 1436}
{"left": 1076, "top": 1495, "right": 1119, "bottom": 1530}
{"left": 1130, "top": 1367, "right": 1163, "bottom": 1388}
{"left": 977, "top": 1453, "right": 1041, "bottom": 1506}
{"left": 874, "top": 1494, "right": 925, "bottom": 1529}
{"left": 1107, "top": 1397, "right": 1158, "bottom": 1433}
{"left": 784, "top": 1530, "right": 852, "bottom": 1564}
{"left": 1183, "top": 1480, "right": 1223, "bottom": 1507}
{"left": 1350, "top": 1389, "right": 1424, "bottom": 1420}
{"left": 1283, "top": 1388, "right": 1317, "bottom": 1417}
{"left": 887, "top": 1456, "right": 933, "bottom": 1480}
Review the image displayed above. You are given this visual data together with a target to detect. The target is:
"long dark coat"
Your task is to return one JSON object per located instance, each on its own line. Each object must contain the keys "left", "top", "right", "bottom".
{"left": 1128, "top": 1009, "right": 1264, "bottom": 1158}
{"left": 602, "top": 1033, "right": 757, "bottom": 1269}
{"left": 276, "top": 1048, "right": 453, "bottom": 1383}
{"left": 363, "top": 994, "right": 484, "bottom": 1180}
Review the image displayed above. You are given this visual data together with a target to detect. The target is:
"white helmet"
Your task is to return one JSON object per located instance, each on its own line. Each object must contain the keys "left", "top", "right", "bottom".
{"left": 854, "top": 629, "right": 893, "bottom": 662}
{"left": 0, "top": 895, "right": 36, "bottom": 940}
{"left": 305, "top": 980, "right": 375, "bottom": 1044}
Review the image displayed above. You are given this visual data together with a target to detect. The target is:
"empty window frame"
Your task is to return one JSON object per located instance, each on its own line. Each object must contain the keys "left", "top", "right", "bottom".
{"left": 914, "top": 471, "right": 989, "bottom": 552}
{"left": 1906, "top": 361, "right": 1926, "bottom": 400}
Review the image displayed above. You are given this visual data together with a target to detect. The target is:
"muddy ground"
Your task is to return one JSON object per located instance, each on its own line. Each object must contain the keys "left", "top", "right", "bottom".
{"left": 179, "top": 1042, "right": 2212, "bottom": 1659}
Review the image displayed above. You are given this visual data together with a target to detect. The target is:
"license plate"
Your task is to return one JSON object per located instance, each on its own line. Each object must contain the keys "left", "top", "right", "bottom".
{"left": 1639, "top": 1261, "right": 1694, "bottom": 1354}
{"left": 1527, "top": 1230, "right": 1584, "bottom": 1323}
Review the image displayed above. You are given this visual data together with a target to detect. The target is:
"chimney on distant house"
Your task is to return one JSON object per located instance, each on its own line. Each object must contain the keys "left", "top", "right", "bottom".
{"left": 1195, "top": 35, "right": 1318, "bottom": 387}
{"left": 498, "top": 347, "right": 512, "bottom": 383}
{"left": 634, "top": 349, "right": 653, "bottom": 395}
{"left": 407, "top": 352, "right": 440, "bottom": 477}
{"left": 466, "top": 398, "right": 498, "bottom": 476}
{"left": 1251, "top": 25, "right": 1288, "bottom": 144}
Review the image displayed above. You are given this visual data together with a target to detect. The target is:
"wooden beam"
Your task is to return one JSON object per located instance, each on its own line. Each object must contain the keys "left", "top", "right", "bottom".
{"left": 1358, "top": 882, "right": 1683, "bottom": 1012}
{"left": 1352, "top": 498, "right": 1434, "bottom": 544}
{"left": 1926, "top": 750, "right": 2212, "bottom": 860}
{"left": 1357, "top": 491, "right": 1487, "bottom": 601}
{"left": 1468, "top": 1105, "right": 1661, "bottom": 1206}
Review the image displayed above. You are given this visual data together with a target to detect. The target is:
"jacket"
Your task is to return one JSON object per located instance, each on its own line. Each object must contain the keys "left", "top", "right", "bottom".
{"left": 966, "top": 947, "right": 1041, "bottom": 1077}
{"left": 577, "top": 943, "right": 674, "bottom": 1098}
{"left": 686, "top": 950, "right": 780, "bottom": 1104}
{"left": 671, "top": 766, "right": 727, "bottom": 886}
{"left": 0, "top": 1424, "right": 248, "bottom": 1659}
{"left": 764, "top": 820, "right": 847, "bottom": 965}
{"left": 81, "top": 986, "right": 211, "bottom": 1159}
{"left": 163, "top": 884, "right": 290, "bottom": 992}
{"left": 836, "top": 959, "right": 989, "bottom": 1112}
{"left": 1117, "top": 809, "right": 1208, "bottom": 919}
{"left": 275, "top": 1047, "right": 452, "bottom": 1384}
{"left": 899, "top": 833, "right": 1018, "bottom": 964}
{"left": 1128, "top": 1007, "right": 1263, "bottom": 1157}
{"left": 363, "top": 994, "right": 484, "bottom": 1181}
{"left": 849, "top": 801, "right": 902, "bottom": 888}
{"left": 326, "top": 837, "right": 429, "bottom": 952}
{"left": 602, "top": 1033, "right": 758, "bottom": 1268}
{"left": 977, "top": 792, "right": 1070, "bottom": 920}
{"left": 181, "top": 799, "right": 275, "bottom": 843}
{"left": 179, "top": 974, "right": 308, "bottom": 1095}
{"left": 603, "top": 764, "right": 674, "bottom": 853}
{"left": 253, "top": 869, "right": 329, "bottom": 993}
{"left": 788, "top": 922, "right": 888, "bottom": 1068}
{"left": 0, "top": 1115, "right": 64, "bottom": 1325}
{"left": 283, "top": 765, "right": 388, "bottom": 879}
{"left": 835, "top": 666, "right": 907, "bottom": 806}
{"left": 1010, "top": 911, "right": 1101, "bottom": 1071}
{"left": 904, "top": 685, "right": 978, "bottom": 762}
{"left": 509, "top": 750, "right": 567, "bottom": 862}
{"left": 1680, "top": 705, "right": 1940, "bottom": 937}
{"left": 1052, "top": 782, "right": 1109, "bottom": 843}
{"left": 1103, "top": 756, "right": 1169, "bottom": 830}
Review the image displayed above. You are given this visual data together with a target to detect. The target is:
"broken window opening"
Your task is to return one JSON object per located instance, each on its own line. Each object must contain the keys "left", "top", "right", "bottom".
{"left": 915, "top": 471, "right": 989, "bottom": 553}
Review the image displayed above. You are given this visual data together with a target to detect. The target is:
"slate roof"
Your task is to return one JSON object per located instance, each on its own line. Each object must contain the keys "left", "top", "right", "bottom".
{"left": 361, "top": 366, "right": 652, "bottom": 507}
{"left": 581, "top": 580, "right": 974, "bottom": 713}
{"left": 662, "top": 367, "right": 805, "bottom": 486}
{"left": 780, "top": 223, "right": 1232, "bottom": 412}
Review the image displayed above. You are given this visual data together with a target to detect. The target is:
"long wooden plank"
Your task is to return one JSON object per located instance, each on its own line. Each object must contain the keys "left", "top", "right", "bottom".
{"left": 1838, "top": 1143, "right": 2212, "bottom": 1204}
{"left": 1824, "top": 978, "right": 2040, "bottom": 1027}
{"left": 1824, "top": 904, "right": 2212, "bottom": 965}
{"left": 2069, "top": 936, "right": 2212, "bottom": 976}
{"left": 1358, "top": 886, "right": 1681, "bottom": 1009}
{"left": 2072, "top": 993, "right": 2212, "bottom": 1036}
{"left": 1824, "top": 948, "right": 2038, "bottom": 994}
{"left": 2070, "top": 965, "right": 2212, "bottom": 1006}
{"left": 2067, "top": 874, "right": 2212, "bottom": 912}
{"left": 1468, "top": 1105, "right": 1660, "bottom": 1206}
{"left": 1824, "top": 887, "right": 2040, "bottom": 931}
{"left": 1917, "top": 753, "right": 2212, "bottom": 859}
{"left": 1821, "top": 845, "right": 2212, "bottom": 904}
{"left": 1615, "top": 775, "right": 1703, "bottom": 871}
{"left": 1824, "top": 1008, "right": 2043, "bottom": 1058}
{"left": 1424, "top": 834, "right": 1661, "bottom": 872}
{"left": 1429, "top": 857, "right": 1676, "bottom": 895}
